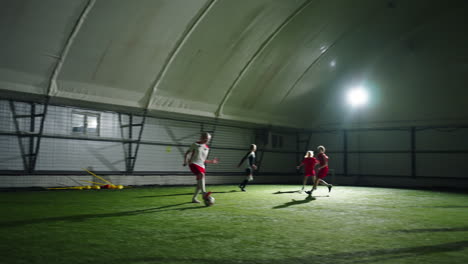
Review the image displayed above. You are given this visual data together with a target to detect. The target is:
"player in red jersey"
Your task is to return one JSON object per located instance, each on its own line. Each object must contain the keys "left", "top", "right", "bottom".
{"left": 306, "top": 145, "right": 332, "bottom": 196}
{"left": 183, "top": 132, "right": 218, "bottom": 204}
{"left": 296, "top": 150, "right": 318, "bottom": 193}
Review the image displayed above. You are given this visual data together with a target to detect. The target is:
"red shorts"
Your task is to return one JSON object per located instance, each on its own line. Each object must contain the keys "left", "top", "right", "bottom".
{"left": 189, "top": 163, "right": 205, "bottom": 180}
{"left": 304, "top": 170, "right": 315, "bottom": 177}
{"left": 317, "top": 167, "right": 329, "bottom": 179}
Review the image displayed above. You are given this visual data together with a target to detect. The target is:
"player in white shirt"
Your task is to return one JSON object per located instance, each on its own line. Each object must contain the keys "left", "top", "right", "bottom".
{"left": 237, "top": 144, "right": 257, "bottom": 192}
{"left": 183, "top": 132, "right": 218, "bottom": 203}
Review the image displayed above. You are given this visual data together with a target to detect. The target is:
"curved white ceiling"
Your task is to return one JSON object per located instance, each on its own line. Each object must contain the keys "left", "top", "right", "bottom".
{"left": 1, "top": 0, "right": 467, "bottom": 129}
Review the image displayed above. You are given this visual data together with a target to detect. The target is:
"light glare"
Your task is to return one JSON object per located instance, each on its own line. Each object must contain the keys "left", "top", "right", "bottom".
{"left": 347, "top": 88, "right": 368, "bottom": 107}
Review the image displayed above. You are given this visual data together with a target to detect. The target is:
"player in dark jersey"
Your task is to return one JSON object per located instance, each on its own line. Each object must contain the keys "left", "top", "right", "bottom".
{"left": 237, "top": 144, "right": 257, "bottom": 192}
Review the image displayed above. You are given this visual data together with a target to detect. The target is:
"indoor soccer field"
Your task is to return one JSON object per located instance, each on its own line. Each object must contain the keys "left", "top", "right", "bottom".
{"left": 1, "top": 1, "right": 468, "bottom": 264}
{"left": 1, "top": 185, "right": 467, "bottom": 264}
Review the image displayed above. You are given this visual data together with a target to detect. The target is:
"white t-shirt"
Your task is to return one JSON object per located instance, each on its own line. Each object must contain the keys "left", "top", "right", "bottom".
{"left": 188, "top": 142, "right": 210, "bottom": 168}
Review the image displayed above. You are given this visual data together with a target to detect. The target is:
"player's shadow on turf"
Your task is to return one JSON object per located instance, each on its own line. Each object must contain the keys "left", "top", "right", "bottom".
{"left": 273, "top": 191, "right": 299, "bottom": 194}
{"left": 138, "top": 193, "right": 193, "bottom": 198}
{"left": 272, "top": 196, "right": 316, "bottom": 209}
{"left": 138, "top": 190, "right": 236, "bottom": 198}
{"left": 0, "top": 202, "right": 205, "bottom": 228}
{"left": 211, "top": 190, "right": 238, "bottom": 193}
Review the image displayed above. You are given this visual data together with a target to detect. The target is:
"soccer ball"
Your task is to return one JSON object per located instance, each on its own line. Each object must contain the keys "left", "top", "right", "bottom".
{"left": 204, "top": 196, "right": 215, "bottom": 206}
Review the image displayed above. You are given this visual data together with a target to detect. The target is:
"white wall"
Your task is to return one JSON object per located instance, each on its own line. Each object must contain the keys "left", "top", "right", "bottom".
{"left": 0, "top": 100, "right": 298, "bottom": 187}
{"left": 1, "top": 100, "right": 467, "bottom": 189}
{"left": 305, "top": 127, "right": 468, "bottom": 189}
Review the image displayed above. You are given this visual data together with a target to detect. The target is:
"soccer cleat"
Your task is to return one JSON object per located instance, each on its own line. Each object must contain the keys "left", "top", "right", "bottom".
{"left": 328, "top": 184, "right": 333, "bottom": 193}
{"left": 203, "top": 191, "right": 212, "bottom": 201}
{"left": 192, "top": 199, "right": 201, "bottom": 203}
{"left": 305, "top": 190, "right": 312, "bottom": 195}
{"left": 202, "top": 192, "right": 213, "bottom": 205}
{"left": 241, "top": 187, "right": 246, "bottom": 192}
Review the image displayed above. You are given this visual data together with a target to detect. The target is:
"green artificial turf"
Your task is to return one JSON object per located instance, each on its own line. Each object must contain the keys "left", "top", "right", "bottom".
{"left": 0, "top": 185, "right": 467, "bottom": 264}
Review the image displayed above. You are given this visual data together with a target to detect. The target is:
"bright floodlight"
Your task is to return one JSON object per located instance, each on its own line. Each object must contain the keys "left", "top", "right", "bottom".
{"left": 347, "top": 87, "right": 368, "bottom": 107}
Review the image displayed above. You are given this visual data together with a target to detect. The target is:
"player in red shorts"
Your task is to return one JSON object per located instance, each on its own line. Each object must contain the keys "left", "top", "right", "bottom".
{"left": 306, "top": 145, "right": 332, "bottom": 196}
{"left": 183, "top": 132, "right": 218, "bottom": 204}
{"left": 296, "top": 150, "right": 318, "bottom": 193}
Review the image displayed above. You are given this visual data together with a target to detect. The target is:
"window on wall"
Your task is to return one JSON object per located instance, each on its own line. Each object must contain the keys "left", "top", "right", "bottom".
{"left": 271, "top": 134, "right": 283, "bottom": 148}
{"left": 72, "top": 112, "right": 100, "bottom": 136}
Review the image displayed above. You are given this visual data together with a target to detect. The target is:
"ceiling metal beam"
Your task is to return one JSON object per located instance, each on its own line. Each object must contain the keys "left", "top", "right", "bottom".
{"left": 47, "top": 0, "right": 96, "bottom": 97}
{"left": 145, "top": 0, "right": 218, "bottom": 110}
{"left": 214, "top": 0, "right": 315, "bottom": 118}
